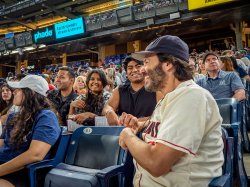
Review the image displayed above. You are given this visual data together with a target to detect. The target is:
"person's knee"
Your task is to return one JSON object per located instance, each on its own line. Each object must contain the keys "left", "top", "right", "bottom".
{"left": 0, "top": 179, "right": 15, "bottom": 187}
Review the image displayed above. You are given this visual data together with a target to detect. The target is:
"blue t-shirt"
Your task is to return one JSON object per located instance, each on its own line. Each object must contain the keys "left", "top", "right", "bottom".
{"left": 0, "top": 110, "right": 60, "bottom": 163}
{"left": 196, "top": 70, "right": 245, "bottom": 100}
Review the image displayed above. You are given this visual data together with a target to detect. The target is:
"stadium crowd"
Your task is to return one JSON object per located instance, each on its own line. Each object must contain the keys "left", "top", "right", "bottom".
{"left": 0, "top": 34, "right": 249, "bottom": 186}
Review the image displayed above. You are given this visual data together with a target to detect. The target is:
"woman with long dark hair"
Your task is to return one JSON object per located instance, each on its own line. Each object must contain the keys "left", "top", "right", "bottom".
{"left": 0, "top": 84, "right": 14, "bottom": 125}
{"left": 69, "top": 69, "right": 111, "bottom": 126}
{"left": 0, "top": 75, "right": 61, "bottom": 187}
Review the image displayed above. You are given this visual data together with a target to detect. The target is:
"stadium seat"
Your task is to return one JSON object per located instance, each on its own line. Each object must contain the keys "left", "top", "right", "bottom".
{"left": 240, "top": 100, "right": 250, "bottom": 152}
{"left": 27, "top": 127, "right": 71, "bottom": 187}
{"left": 209, "top": 127, "right": 234, "bottom": 187}
{"left": 44, "top": 126, "right": 134, "bottom": 187}
{"left": 216, "top": 98, "right": 238, "bottom": 124}
{"left": 216, "top": 98, "right": 248, "bottom": 186}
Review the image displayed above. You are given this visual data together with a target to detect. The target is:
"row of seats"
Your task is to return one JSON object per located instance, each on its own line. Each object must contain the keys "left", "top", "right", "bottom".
{"left": 23, "top": 98, "right": 247, "bottom": 187}
{"left": 216, "top": 98, "right": 249, "bottom": 187}
{"left": 27, "top": 126, "right": 134, "bottom": 187}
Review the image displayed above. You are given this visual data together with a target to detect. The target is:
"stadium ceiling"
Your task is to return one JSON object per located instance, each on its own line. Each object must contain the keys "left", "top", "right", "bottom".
{"left": 0, "top": 0, "right": 119, "bottom": 34}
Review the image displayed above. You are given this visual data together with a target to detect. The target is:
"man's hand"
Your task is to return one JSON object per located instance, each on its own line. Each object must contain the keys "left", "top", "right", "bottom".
{"left": 70, "top": 100, "right": 86, "bottom": 109}
{"left": 119, "top": 112, "right": 140, "bottom": 134}
{"left": 106, "top": 110, "right": 119, "bottom": 126}
{"left": 119, "top": 127, "right": 136, "bottom": 150}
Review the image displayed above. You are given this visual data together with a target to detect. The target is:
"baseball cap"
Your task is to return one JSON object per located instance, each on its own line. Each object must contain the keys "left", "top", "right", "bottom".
{"left": 7, "top": 75, "right": 49, "bottom": 97}
{"left": 132, "top": 35, "right": 189, "bottom": 62}
{"left": 202, "top": 52, "right": 219, "bottom": 64}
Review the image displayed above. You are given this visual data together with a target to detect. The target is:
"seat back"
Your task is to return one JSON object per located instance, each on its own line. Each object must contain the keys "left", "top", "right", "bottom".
{"left": 209, "top": 127, "right": 234, "bottom": 187}
{"left": 65, "top": 126, "right": 125, "bottom": 169}
{"left": 216, "top": 98, "right": 239, "bottom": 124}
{"left": 221, "top": 127, "right": 234, "bottom": 177}
{"left": 73, "top": 135, "right": 120, "bottom": 169}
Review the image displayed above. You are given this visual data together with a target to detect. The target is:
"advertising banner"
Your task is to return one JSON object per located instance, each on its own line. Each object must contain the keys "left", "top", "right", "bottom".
{"left": 188, "top": 0, "right": 235, "bottom": 10}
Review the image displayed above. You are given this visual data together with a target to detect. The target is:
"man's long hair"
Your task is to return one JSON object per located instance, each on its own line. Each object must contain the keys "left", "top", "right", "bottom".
{"left": 157, "top": 53, "right": 193, "bottom": 81}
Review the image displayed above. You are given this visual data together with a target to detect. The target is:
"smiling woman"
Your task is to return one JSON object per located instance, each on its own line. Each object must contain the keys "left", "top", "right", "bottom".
{"left": 68, "top": 69, "right": 111, "bottom": 126}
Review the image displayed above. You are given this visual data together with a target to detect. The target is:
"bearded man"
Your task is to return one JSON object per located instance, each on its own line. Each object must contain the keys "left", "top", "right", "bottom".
{"left": 118, "top": 35, "right": 224, "bottom": 187}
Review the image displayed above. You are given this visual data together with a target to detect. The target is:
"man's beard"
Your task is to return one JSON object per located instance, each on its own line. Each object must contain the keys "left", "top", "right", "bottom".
{"left": 145, "top": 64, "right": 166, "bottom": 92}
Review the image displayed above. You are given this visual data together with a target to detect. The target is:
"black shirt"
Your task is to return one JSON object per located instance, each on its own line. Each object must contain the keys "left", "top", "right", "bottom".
{"left": 117, "top": 84, "right": 156, "bottom": 118}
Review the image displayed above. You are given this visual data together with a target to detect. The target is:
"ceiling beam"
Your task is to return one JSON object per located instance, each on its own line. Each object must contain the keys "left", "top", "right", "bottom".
{"left": 41, "top": 3, "right": 77, "bottom": 19}
{"left": 3, "top": 16, "right": 37, "bottom": 30}
{"left": 73, "top": 0, "right": 110, "bottom": 13}
{"left": 13, "top": 0, "right": 92, "bottom": 21}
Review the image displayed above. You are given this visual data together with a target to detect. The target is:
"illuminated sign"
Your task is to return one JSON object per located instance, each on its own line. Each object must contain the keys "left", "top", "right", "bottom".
{"left": 55, "top": 17, "right": 85, "bottom": 39}
{"left": 188, "top": 0, "right": 235, "bottom": 10}
{"left": 5, "top": 33, "right": 14, "bottom": 38}
{"left": 31, "top": 17, "right": 85, "bottom": 45}
{"left": 32, "top": 26, "right": 55, "bottom": 44}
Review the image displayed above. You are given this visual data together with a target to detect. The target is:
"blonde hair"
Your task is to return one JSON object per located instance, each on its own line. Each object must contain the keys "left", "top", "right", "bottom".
{"left": 106, "top": 68, "right": 115, "bottom": 82}
{"left": 73, "top": 76, "right": 87, "bottom": 94}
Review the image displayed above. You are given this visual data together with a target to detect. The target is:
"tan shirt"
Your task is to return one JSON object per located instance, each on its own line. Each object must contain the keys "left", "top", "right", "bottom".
{"left": 133, "top": 80, "right": 224, "bottom": 187}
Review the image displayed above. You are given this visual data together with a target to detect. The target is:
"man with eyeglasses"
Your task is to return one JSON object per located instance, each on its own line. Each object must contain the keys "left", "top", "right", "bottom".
{"left": 103, "top": 56, "right": 162, "bottom": 126}
{"left": 196, "top": 52, "right": 246, "bottom": 101}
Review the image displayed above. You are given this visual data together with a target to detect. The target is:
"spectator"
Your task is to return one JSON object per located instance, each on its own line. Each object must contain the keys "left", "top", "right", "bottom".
{"left": 196, "top": 52, "right": 246, "bottom": 101}
{"left": 104, "top": 77, "right": 115, "bottom": 93}
{"left": 189, "top": 57, "right": 204, "bottom": 82}
{"left": 0, "top": 75, "right": 60, "bottom": 187}
{"left": 69, "top": 69, "right": 111, "bottom": 126}
{"left": 0, "top": 84, "right": 13, "bottom": 126}
{"left": 119, "top": 35, "right": 224, "bottom": 187}
{"left": 229, "top": 56, "right": 250, "bottom": 82}
{"left": 238, "top": 50, "right": 250, "bottom": 66}
{"left": 197, "top": 54, "right": 206, "bottom": 75}
{"left": 41, "top": 74, "right": 56, "bottom": 91}
{"left": 6, "top": 72, "right": 14, "bottom": 82}
{"left": 219, "top": 56, "right": 235, "bottom": 72}
{"left": 103, "top": 56, "right": 162, "bottom": 126}
{"left": 73, "top": 76, "right": 87, "bottom": 95}
{"left": 106, "top": 68, "right": 122, "bottom": 88}
{"left": 0, "top": 78, "right": 6, "bottom": 87}
{"left": 47, "top": 66, "right": 78, "bottom": 126}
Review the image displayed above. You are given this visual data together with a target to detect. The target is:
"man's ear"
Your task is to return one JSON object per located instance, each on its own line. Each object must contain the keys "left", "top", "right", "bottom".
{"left": 162, "top": 62, "right": 173, "bottom": 72}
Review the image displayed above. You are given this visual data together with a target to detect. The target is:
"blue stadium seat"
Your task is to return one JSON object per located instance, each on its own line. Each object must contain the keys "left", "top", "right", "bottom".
{"left": 44, "top": 126, "right": 134, "bottom": 187}
{"left": 209, "top": 127, "right": 234, "bottom": 187}
{"left": 239, "top": 100, "right": 250, "bottom": 152}
{"left": 216, "top": 98, "right": 238, "bottom": 124}
{"left": 27, "top": 127, "right": 71, "bottom": 187}
{"left": 216, "top": 98, "right": 248, "bottom": 186}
